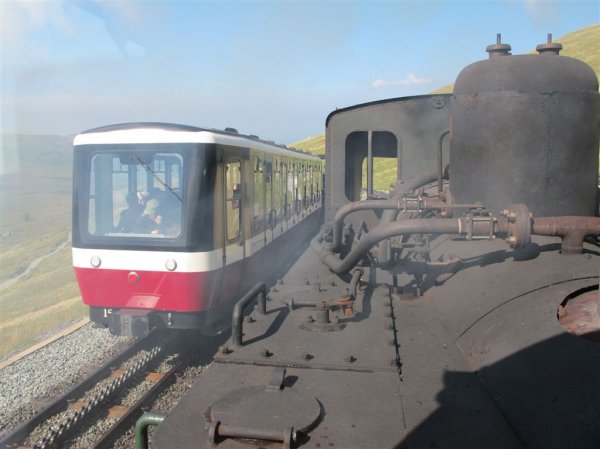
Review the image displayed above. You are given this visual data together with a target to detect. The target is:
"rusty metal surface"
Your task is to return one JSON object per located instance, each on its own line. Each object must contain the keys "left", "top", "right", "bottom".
{"left": 214, "top": 268, "right": 400, "bottom": 373}
{"left": 451, "top": 50, "right": 600, "bottom": 217}
{"left": 428, "top": 235, "right": 598, "bottom": 340}
{"left": 209, "top": 380, "right": 321, "bottom": 439}
{"left": 153, "top": 364, "right": 409, "bottom": 449}
{"left": 153, "top": 247, "right": 523, "bottom": 449}
{"left": 559, "top": 288, "right": 600, "bottom": 338}
{"left": 427, "top": 235, "right": 600, "bottom": 449}
{"left": 153, "top": 233, "right": 600, "bottom": 448}
{"left": 455, "top": 281, "right": 600, "bottom": 449}
{"left": 532, "top": 216, "right": 600, "bottom": 254}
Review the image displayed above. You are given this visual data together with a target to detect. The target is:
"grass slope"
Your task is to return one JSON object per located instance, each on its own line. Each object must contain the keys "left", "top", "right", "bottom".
{"left": 432, "top": 24, "right": 600, "bottom": 94}
{"left": 292, "top": 134, "right": 326, "bottom": 155}
{"left": 0, "top": 134, "right": 81, "bottom": 358}
{"left": 558, "top": 23, "right": 599, "bottom": 77}
{"left": 1, "top": 135, "right": 73, "bottom": 284}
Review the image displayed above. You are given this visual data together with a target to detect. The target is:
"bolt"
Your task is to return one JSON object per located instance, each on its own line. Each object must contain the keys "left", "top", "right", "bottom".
{"left": 219, "top": 345, "right": 231, "bottom": 355}
{"left": 278, "top": 279, "right": 284, "bottom": 285}
{"left": 260, "top": 349, "right": 271, "bottom": 358}
{"left": 506, "top": 235, "right": 517, "bottom": 245}
{"left": 303, "top": 353, "right": 313, "bottom": 360}
{"left": 305, "top": 279, "right": 310, "bottom": 285}
{"left": 344, "top": 355, "right": 356, "bottom": 363}
{"left": 244, "top": 315, "right": 255, "bottom": 323}
{"left": 331, "top": 281, "right": 337, "bottom": 286}
{"left": 305, "top": 315, "right": 315, "bottom": 323}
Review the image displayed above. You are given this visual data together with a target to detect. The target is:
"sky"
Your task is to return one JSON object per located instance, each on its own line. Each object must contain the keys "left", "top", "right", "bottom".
{"left": 1, "top": 0, "right": 599, "bottom": 144}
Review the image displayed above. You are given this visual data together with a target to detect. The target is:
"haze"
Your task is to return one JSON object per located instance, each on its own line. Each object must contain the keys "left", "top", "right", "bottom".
{"left": 1, "top": 0, "right": 599, "bottom": 145}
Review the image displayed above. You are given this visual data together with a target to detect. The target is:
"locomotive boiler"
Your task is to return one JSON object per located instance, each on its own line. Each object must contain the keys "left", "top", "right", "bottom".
{"left": 144, "top": 35, "right": 600, "bottom": 448}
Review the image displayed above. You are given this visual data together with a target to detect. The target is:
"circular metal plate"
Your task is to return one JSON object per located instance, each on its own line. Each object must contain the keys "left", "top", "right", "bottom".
{"left": 210, "top": 386, "right": 321, "bottom": 433}
{"left": 558, "top": 287, "right": 600, "bottom": 340}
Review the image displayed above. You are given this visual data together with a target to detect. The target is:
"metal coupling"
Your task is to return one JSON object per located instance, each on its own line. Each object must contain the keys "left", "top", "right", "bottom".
{"left": 462, "top": 210, "right": 495, "bottom": 240}
{"left": 499, "top": 204, "right": 532, "bottom": 249}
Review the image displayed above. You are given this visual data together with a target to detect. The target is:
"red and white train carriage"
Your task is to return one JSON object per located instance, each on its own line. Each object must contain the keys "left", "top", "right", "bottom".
{"left": 72, "top": 123, "right": 322, "bottom": 336}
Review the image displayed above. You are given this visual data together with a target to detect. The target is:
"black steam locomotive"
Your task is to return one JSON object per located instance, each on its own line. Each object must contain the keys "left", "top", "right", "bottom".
{"left": 148, "top": 36, "right": 600, "bottom": 449}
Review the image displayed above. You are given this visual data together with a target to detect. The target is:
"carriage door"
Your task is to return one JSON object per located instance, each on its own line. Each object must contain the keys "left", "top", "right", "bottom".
{"left": 222, "top": 153, "right": 244, "bottom": 299}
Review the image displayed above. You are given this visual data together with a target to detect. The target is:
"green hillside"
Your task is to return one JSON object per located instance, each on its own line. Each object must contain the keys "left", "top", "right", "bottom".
{"left": 558, "top": 23, "right": 599, "bottom": 76}
{"left": 0, "top": 134, "right": 84, "bottom": 358}
{"left": 293, "top": 134, "right": 326, "bottom": 155}
{"left": 432, "top": 24, "right": 599, "bottom": 94}
{"left": 293, "top": 23, "right": 600, "bottom": 188}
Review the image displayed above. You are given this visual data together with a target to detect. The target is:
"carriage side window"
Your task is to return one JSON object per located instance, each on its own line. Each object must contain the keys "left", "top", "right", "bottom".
{"left": 304, "top": 164, "right": 309, "bottom": 209}
{"left": 225, "top": 160, "right": 241, "bottom": 241}
{"left": 283, "top": 162, "right": 291, "bottom": 219}
{"left": 345, "top": 131, "right": 398, "bottom": 201}
{"left": 88, "top": 152, "right": 183, "bottom": 238}
{"left": 264, "top": 158, "right": 273, "bottom": 228}
{"left": 252, "top": 155, "right": 265, "bottom": 234}
{"left": 293, "top": 164, "right": 300, "bottom": 215}
{"left": 316, "top": 163, "right": 322, "bottom": 202}
{"left": 309, "top": 164, "right": 315, "bottom": 206}
{"left": 273, "top": 159, "right": 282, "bottom": 225}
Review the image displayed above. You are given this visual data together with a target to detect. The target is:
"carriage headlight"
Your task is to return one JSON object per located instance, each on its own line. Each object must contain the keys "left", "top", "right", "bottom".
{"left": 165, "top": 259, "right": 177, "bottom": 271}
{"left": 90, "top": 255, "right": 101, "bottom": 268}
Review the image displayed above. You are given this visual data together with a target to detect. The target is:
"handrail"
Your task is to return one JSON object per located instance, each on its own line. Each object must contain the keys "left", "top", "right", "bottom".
{"left": 231, "top": 282, "right": 267, "bottom": 346}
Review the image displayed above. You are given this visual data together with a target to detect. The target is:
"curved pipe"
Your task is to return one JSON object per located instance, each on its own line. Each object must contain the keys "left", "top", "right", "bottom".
{"left": 312, "top": 218, "right": 461, "bottom": 273}
{"left": 231, "top": 282, "right": 267, "bottom": 346}
{"left": 377, "top": 169, "right": 447, "bottom": 264}
{"left": 380, "top": 169, "right": 442, "bottom": 220}
{"left": 331, "top": 170, "right": 445, "bottom": 252}
{"left": 332, "top": 200, "right": 404, "bottom": 252}
{"left": 135, "top": 412, "right": 166, "bottom": 449}
{"left": 532, "top": 216, "right": 600, "bottom": 254}
{"left": 331, "top": 197, "right": 449, "bottom": 252}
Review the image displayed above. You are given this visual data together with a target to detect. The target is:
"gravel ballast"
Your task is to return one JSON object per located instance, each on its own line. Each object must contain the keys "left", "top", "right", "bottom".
{"left": 0, "top": 324, "right": 133, "bottom": 436}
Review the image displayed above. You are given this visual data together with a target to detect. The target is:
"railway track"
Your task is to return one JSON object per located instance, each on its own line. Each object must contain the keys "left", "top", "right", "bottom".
{"left": 0, "top": 329, "right": 217, "bottom": 449}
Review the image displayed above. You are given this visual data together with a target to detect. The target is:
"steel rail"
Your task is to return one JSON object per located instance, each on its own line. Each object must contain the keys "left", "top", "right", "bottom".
{"left": 0, "top": 330, "right": 163, "bottom": 449}
{"left": 91, "top": 350, "right": 192, "bottom": 449}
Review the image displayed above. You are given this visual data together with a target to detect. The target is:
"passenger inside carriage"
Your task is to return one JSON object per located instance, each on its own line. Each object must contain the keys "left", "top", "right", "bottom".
{"left": 131, "top": 195, "right": 181, "bottom": 236}
{"left": 116, "top": 192, "right": 144, "bottom": 233}
{"left": 133, "top": 198, "right": 165, "bottom": 234}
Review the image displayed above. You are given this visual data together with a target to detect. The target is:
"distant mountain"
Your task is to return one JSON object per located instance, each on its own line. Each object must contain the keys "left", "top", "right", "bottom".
{"left": 0, "top": 134, "right": 73, "bottom": 177}
{"left": 293, "top": 23, "right": 600, "bottom": 153}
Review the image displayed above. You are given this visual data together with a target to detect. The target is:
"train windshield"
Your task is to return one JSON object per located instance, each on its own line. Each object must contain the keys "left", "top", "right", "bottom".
{"left": 87, "top": 150, "right": 184, "bottom": 239}
{"left": 74, "top": 143, "right": 216, "bottom": 250}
